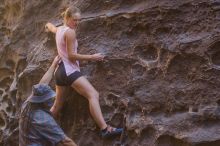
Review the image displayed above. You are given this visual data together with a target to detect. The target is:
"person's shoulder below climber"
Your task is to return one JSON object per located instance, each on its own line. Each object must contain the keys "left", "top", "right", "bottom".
{"left": 19, "top": 56, "right": 77, "bottom": 146}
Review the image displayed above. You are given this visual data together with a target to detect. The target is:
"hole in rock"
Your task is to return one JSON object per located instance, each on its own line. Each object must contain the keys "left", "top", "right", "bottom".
{"left": 0, "top": 68, "right": 14, "bottom": 78}
{"left": 195, "top": 140, "right": 220, "bottom": 146}
{"left": 9, "top": 90, "right": 17, "bottom": 105}
{"left": 130, "top": 23, "right": 150, "bottom": 35}
{"left": 217, "top": 99, "right": 220, "bottom": 106}
{"left": 167, "top": 54, "right": 204, "bottom": 76}
{"left": 6, "top": 106, "right": 12, "bottom": 113}
{"left": 0, "top": 77, "right": 12, "bottom": 88}
{"left": 2, "top": 96, "right": 9, "bottom": 110}
{"left": 127, "top": 88, "right": 135, "bottom": 97}
{"left": 16, "top": 58, "right": 27, "bottom": 75}
{"left": 0, "top": 116, "right": 5, "bottom": 128}
{"left": 156, "top": 135, "right": 189, "bottom": 146}
{"left": 140, "top": 127, "right": 156, "bottom": 140}
{"left": 207, "top": 41, "right": 220, "bottom": 66}
{"left": 12, "top": 106, "right": 17, "bottom": 116}
{"left": 211, "top": 51, "right": 220, "bottom": 66}
{"left": 131, "top": 64, "right": 145, "bottom": 77}
{"left": 134, "top": 45, "right": 158, "bottom": 61}
{"left": 128, "top": 128, "right": 139, "bottom": 138}
{"left": 0, "top": 90, "right": 3, "bottom": 97}
{"left": 209, "top": 41, "right": 220, "bottom": 51}
{"left": 110, "top": 113, "right": 124, "bottom": 127}
{"left": 2, "top": 95, "right": 8, "bottom": 103}
{"left": 156, "top": 27, "right": 172, "bottom": 34}
{"left": 6, "top": 60, "right": 15, "bottom": 69}
{"left": 101, "top": 105, "right": 114, "bottom": 115}
{"left": 138, "top": 127, "right": 156, "bottom": 145}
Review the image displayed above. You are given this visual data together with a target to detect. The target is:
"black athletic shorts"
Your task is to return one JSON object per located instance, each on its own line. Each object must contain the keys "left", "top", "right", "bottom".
{"left": 55, "top": 61, "right": 82, "bottom": 86}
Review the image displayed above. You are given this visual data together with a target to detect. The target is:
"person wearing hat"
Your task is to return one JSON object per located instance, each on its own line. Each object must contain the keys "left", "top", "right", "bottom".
{"left": 19, "top": 56, "right": 77, "bottom": 146}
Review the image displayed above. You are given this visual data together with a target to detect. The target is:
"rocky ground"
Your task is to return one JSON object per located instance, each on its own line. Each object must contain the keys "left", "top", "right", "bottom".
{"left": 1, "top": 0, "right": 220, "bottom": 146}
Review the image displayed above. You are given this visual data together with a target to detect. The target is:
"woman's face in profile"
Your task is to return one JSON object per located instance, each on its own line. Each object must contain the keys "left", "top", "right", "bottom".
{"left": 69, "top": 13, "right": 81, "bottom": 29}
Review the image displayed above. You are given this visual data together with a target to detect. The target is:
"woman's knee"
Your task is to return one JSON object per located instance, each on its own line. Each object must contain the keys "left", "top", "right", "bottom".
{"left": 94, "top": 91, "right": 99, "bottom": 100}
{"left": 88, "top": 90, "right": 99, "bottom": 101}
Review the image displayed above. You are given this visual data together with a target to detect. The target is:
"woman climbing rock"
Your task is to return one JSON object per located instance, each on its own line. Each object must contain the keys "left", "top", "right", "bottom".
{"left": 45, "top": 6, "right": 123, "bottom": 138}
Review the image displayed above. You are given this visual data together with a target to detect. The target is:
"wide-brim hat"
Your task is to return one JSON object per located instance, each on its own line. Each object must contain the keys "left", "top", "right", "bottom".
{"left": 27, "top": 84, "right": 56, "bottom": 103}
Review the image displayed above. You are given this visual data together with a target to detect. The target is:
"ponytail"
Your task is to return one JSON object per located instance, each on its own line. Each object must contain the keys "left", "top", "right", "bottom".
{"left": 61, "top": 6, "right": 80, "bottom": 22}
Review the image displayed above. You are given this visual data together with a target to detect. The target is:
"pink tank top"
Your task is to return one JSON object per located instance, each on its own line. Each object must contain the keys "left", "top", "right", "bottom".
{"left": 55, "top": 25, "right": 80, "bottom": 76}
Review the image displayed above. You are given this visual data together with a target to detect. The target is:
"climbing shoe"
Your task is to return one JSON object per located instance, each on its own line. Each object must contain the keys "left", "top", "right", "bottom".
{"left": 101, "top": 125, "right": 124, "bottom": 138}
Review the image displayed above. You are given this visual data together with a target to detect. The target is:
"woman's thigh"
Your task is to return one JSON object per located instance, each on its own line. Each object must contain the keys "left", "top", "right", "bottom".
{"left": 50, "top": 86, "right": 67, "bottom": 112}
{"left": 55, "top": 85, "right": 67, "bottom": 100}
{"left": 71, "top": 76, "right": 98, "bottom": 99}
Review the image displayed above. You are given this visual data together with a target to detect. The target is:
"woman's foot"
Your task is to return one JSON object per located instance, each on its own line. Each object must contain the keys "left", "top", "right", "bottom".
{"left": 100, "top": 125, "right": 123, "bottom": 138}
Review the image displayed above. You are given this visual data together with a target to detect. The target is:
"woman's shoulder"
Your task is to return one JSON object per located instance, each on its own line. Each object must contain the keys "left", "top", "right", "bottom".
{"left": 57, "top": 25, "right": 71, "bottom": 31}
{"left": 66, "top": 27, "right": 76, "bottom": 33}
{"left": 64, "top": 27, "right": 76, "bottom": 37}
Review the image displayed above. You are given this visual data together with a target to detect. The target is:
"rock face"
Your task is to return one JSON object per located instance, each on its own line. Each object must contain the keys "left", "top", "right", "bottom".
{"left": 1, "top": 0, "right": 220, "bottom": 145}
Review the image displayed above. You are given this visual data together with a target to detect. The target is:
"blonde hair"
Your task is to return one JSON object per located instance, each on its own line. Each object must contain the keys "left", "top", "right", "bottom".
{"left": 61, "top": 6, "right": 81, "bottom": 23}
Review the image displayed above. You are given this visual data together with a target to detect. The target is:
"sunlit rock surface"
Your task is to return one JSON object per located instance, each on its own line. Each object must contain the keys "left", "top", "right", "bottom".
{"left": 1, "top": 0, "right": 220, "bottom": 145}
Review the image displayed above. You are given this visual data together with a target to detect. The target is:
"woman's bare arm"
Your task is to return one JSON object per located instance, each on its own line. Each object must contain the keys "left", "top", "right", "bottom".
{"left": 39, "top": 56, "right": 60, "bottom": 84}
{"left": 45, "top": 22, "right": 57, "bottom": 34}
{"left": 65, "top": 29, "right": 104, "bottom": 62}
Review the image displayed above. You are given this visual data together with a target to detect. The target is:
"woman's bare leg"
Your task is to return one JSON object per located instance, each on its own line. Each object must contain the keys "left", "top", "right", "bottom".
{"left": 50, "top": 85, "right": 66, "bottom": 118}
{"left": 71, "top": 76, "right": 107, "bottom": 130}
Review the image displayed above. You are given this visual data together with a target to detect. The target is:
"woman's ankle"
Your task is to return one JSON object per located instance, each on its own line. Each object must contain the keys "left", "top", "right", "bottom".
{"left": 100, "top": 124, "right": 108, "bottom": 130}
